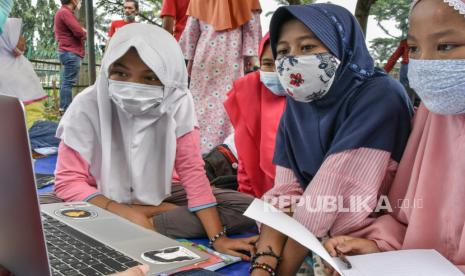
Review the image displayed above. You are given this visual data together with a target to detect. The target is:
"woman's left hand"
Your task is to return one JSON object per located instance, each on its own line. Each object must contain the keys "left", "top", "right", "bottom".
{"left": 213, "top": 235, "right": 258, "bottom": 261}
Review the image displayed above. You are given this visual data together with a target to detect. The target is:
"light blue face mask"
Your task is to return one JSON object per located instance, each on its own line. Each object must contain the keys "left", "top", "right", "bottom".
{"left": 408, "top": 59, "right": 465, "bottom": 115}
{"left": 0, "top": 0, "right": 13, "bottom": 35}
{"left": 124, "top": 14, "right": 136, "bottom": 21}
{"left": 260, "top": 70, "right": 286, "bottom": 96}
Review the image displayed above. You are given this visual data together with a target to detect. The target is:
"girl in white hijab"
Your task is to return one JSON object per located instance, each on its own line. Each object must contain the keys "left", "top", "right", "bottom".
{"left": 54, "top": 23, "right": 257, "bottom": 259}
{"left": 0, "top": 18, "right": 47, "bottom": 127}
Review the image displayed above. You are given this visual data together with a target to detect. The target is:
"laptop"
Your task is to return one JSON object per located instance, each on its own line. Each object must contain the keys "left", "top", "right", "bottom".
{"left": 0, "top": 95, "right": 209, "bottom": 276}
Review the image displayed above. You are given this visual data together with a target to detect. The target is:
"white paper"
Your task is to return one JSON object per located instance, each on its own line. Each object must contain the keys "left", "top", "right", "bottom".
{"left": 345, "top": 249, "right": 464, "bottom": 276}
{"left": 243, "top": 199, "right": 344, "bottom": 275}
{"left": 244, "top": 199, "right": 463, "bottom": 276}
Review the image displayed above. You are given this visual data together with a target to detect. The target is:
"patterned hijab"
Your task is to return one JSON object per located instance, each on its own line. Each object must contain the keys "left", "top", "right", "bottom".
{"left": 270, "top": 4, "right": 413, "bottom": 188}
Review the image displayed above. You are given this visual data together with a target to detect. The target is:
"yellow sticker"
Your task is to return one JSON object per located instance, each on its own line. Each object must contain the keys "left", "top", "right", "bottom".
{"left": 57, "top": 208, "right": 97, "bottom": 219}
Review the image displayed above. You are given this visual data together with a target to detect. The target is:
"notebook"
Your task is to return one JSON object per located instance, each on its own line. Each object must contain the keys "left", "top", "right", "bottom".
{"left": 175, "top": 239, "right": 242, "bottom": 272}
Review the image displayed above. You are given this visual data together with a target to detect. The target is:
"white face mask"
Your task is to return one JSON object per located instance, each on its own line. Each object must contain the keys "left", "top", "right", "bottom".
{"left": 408, "top": 59, "right": 465, "bottom": 115}
{"left": 108, "top": 80, "right": 164, "bottom": 116}
{"left": 259, "top": 70, "right": 286, "bottom": 96}
{"left": 275, "top": 53, "right": 340, "bottom": 103}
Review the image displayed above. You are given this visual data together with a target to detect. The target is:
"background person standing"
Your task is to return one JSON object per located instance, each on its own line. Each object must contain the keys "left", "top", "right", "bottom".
{"left": 54, "top": 0, "right": 86, "bottom": 113}
{"left": 179, "top": 0, "right": 262, "bottom": 153}
{"left": 108, "top": 0, "right": 139, "bottom": 38}
{"left": 160, "top": 0, "right": 190, "bottom": 41}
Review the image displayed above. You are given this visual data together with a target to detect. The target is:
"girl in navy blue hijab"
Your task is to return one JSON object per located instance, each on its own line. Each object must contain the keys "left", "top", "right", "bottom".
{"left": 251, "top": 4, "right": 412, "bottom": 276}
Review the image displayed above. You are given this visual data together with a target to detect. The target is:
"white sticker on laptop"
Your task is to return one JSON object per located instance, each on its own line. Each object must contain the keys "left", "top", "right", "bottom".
{"left": 141, "top": 246, "right": 200, "bottom": 264}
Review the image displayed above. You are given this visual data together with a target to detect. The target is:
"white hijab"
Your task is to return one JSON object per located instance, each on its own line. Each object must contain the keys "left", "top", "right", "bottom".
{"left": 57, "top": 23, "right": 198, "bottom": 205}
{"left": 0, "top": 18, "right": 46, "bottom": 103}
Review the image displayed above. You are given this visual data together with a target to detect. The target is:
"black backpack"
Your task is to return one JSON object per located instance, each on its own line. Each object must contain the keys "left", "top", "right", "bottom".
{"left": 203, "top": 144, "right": 238, "bottom": 190}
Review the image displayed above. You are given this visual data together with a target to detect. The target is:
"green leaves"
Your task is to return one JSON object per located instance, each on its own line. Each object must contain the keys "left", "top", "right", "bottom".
{"left": 371, "top": 0, "right": 409, "bottom": 37}
{"left": 10, "top": 0, "right": 58, "bottom": 59}
{"left": 96, "top": 0, "right": 163, "bottom": 26}
{"left": 369, "top": 0, "right": 410, "bottom": 64}
{"left": 369, "top": 37, "right": 399, "bottom": 65}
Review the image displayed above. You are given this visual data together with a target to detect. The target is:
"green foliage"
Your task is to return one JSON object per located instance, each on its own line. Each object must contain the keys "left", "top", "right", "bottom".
{"left": 369, "top": 37, "right": 399, "bottom": 65}
{"left": 96, "top": 0, "right": 163, "bottom": 27}
{"left": 369, "top": 0, "right": 410, "bottom": 64}
{"left": 10, "top": 0, "right": 35, "bottom": 57}
{"left": 10, "top": 0, "right": 58, "bottom": 59}
{"left": 9, "top": 0, "right": 111, "bottom": 60}
{"left": 370, "top": 0, "right": 410, "bottom": 38}
{"left": 34, "top": 0, "right": 60, "bottom": 58}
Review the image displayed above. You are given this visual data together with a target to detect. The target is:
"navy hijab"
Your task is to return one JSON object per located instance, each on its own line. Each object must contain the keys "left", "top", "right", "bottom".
{"left": 271, "top": 4, "right": 413, "bottom": 189}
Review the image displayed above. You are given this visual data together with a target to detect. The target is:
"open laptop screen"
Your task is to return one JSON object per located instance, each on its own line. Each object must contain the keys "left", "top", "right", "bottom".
{"left": 0, "top": 95, "right": 51, "bottom": 275}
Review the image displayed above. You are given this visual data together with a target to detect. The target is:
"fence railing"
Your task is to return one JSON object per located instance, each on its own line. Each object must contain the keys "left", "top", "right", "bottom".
{"left": 30, "top": 59, "right": 101, "bottom": 118}
{"left": 30, "top": 58, "right": 101, "bottom": 90}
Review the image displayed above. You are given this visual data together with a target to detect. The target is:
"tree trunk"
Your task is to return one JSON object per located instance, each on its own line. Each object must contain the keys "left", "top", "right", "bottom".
{"left": 77, "top": 3, "right": 87, "bottom": 27}
{"left": 76, "top": 4, "right": 89, "bottom": 93}
{"left": 355, "top": 0, "right": 377, "bottom": 36}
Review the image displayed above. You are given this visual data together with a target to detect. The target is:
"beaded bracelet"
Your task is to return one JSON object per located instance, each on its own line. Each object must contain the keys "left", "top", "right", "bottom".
{"left": 208, "top": 226, "right": 227, "bottom": 247}
{"left": 251, "top": 246, "right": 282, "bottom": 264}
{"left": 249, "top": 262, "right": 276, "bottom": 276}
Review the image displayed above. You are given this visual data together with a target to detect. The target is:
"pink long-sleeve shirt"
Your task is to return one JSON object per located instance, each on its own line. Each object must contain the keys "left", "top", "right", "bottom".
{"left": 262, "top": 148, "right": 398, "bottom": 238}
{"left": 348, "top": 105, "right": 465, "bottom": 273}
{"left": 54, "top": 129, "right": 216, "bottom": 210}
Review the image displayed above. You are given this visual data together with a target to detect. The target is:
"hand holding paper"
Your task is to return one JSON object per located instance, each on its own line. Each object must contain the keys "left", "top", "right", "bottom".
{"left": 244, "top": 199, "right": 463, "bottom": 276}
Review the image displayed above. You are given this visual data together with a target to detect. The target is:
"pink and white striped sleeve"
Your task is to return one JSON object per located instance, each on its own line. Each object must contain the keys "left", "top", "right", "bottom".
{"left": 261, "top": 166, "right": 304, "bottom": 210}
{"left": 292, "top": 148, "right": 398, "bottom": 238}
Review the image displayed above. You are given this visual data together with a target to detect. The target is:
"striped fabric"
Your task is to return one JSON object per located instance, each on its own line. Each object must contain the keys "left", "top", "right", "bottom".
{"left": 263, "top": 147, "right": 398, "bottom": 237}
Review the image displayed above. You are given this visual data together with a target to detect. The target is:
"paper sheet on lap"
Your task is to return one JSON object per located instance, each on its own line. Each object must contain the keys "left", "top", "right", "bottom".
{"left": 244, "top": 199, "right": 463, "bottom": 276}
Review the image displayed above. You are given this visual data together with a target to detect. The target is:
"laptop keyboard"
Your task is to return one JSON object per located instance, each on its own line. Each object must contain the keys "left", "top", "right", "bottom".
{"left": 42, "top": 213, "right": 142, "bottom": 276}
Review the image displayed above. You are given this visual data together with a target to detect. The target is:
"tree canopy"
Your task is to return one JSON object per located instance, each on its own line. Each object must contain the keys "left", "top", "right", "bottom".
{"left": 10, "top": 0, "right": 58, "bottom": 58}
{"left": 10, "top": 0, "right": 409, "bottom": 66}
{"left": 369, "top": 0, "right": 410, "bottom": 64}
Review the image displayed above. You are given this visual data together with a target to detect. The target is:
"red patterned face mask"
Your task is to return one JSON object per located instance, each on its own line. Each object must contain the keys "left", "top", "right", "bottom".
{"left": 275, "top": 53, "right": 340, "bottom": 103}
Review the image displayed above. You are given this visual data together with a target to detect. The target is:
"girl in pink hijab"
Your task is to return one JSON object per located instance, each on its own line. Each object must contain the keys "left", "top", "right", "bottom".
{"left": 324, "top": 0, "right": 465, "bottom": 273}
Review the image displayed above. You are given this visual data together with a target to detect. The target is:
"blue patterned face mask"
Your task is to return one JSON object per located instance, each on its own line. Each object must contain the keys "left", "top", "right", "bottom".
{"left": 408, "top": 59, "right": 465, "bottom": 115}
{"left": 260, "top": 71, "right": 286, "bottom": 96}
